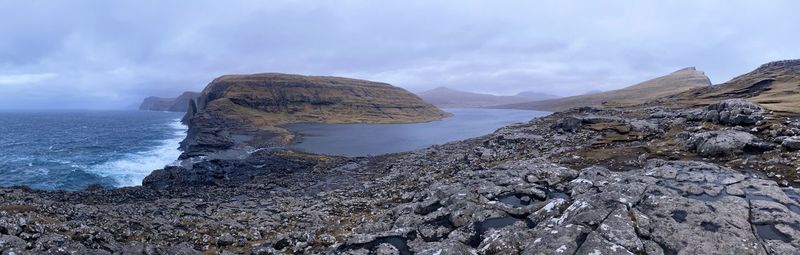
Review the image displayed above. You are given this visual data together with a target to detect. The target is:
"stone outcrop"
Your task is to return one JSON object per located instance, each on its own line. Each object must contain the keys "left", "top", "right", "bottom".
{"left": 705, "top": 99, "right": 764, "bottom": 126}
{"left": 680, "top": 130, "right": 759, "bottom": 156}
{"left": 139, "top": 91, "right": 201, "bottom": 112}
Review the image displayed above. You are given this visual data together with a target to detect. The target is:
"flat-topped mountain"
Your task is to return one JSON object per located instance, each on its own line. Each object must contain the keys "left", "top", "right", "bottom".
{"left": 495, "top": 67, "right": 712, "bottom": 111}
{"left": 417, "top": 87, "right": 548, "bottom": 108}
{"left": 139, "top": 91, "right": 201, "bottom": 112}
{"left": 669, "top": 59, "right": 800, "bottom": 114}
{"left": 181, "top": 73, "right": 450, "bottom": 157}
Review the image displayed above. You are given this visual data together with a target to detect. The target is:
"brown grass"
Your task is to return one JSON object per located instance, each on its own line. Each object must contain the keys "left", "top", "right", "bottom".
{"left": 0, "top": 204, "right": 38, "bottom": 213}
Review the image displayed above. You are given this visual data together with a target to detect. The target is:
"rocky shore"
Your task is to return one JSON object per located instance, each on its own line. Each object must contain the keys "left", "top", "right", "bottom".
{"left": 2, "top": 62, "right": 800, "bottom": 254}
{"left": 2, "top": 98, "right": 800, "bottom": 254}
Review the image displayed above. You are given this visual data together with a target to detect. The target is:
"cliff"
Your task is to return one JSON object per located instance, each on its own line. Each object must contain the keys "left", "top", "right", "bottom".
{"left": 138, "top": 91, "right": 201, "bottom": 112}
{"left": 495, "top": 67, "right": 712, "bottom": 111}
{"left": 669, "top": 59, "right": 800, "bottom": 114}
{"left": 180, "top": 73, "right": 451, "bottom": 157}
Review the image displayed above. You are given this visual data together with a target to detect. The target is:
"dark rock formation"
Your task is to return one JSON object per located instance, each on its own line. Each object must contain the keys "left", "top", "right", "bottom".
{"left": 139, "top": 91, "right": 201, "bottom": 112}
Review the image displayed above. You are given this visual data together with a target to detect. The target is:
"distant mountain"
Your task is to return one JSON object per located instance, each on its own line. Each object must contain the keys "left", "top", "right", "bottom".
{"left": 581, "top": 90, "right": 604, "bottom": 95}
{"left": 417, "top": 87, "right": 541, "bottom": 108}
{"left": 668, "top": 59, "right": 800, "bottom": 114}
{"left": 494, "top": 67, "right": 711, "bottom": 112}
{"left": 139, "top": 91, "right": 201, "bottom": 112}
{"left": 515, "top": 91, "right": 558, "bottom": 101}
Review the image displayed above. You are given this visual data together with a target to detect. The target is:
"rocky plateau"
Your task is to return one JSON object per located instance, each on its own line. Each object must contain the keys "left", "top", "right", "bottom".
{"left": 2, "top": 61, "right": 800, "bottom": 254}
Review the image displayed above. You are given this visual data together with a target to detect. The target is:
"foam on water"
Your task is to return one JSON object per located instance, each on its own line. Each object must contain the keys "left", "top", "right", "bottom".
{"left": 87, "top": 119, "right": 187, "bottom": 187}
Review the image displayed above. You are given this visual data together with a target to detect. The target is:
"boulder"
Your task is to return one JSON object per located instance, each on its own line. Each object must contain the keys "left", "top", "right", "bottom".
{"left": 682, "top": 130, "right": 759, "bottom": 156}
{"left": 704, "top": 99, "right": 763, "bottom": 126}
{"left": 552, "top": 117, "right": 583, "bottom": 132}
{"left": 782, "top": 136, "right": 800, "bottom": 151}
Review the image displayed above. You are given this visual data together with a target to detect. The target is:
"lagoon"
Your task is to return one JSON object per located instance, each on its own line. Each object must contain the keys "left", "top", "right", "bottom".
{"left": 285, "top": 108, "right": 550, "bottom": 157}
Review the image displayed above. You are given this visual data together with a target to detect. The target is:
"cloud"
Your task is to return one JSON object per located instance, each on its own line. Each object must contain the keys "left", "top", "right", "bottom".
{"left": 0, "top": 0, "right": 798, "bottom": 109}
{"left": 0, "top": 73, "right": 57, "bottom": 85}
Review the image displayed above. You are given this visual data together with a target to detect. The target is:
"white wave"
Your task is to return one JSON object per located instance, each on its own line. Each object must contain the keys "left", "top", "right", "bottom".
{"left": 88, "top": 118, "right": 187, "bottom": 187}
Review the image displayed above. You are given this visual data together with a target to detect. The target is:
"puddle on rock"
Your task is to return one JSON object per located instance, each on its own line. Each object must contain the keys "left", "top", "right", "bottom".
{"left": 547, "top": 190, "right": 570, "bottom": 200}
{"left": 784, "top": 188, "right": 800, "bottom": 202}
{"left": 497, "top": 194, "right": 533, "bottom": 207}
{"left": 340, "top": 236, "right": 412, "bottom": 255}
{"left": 755, "top": 224, "right": 792, "bottom": 243}
{"left": 787, "top": 204, "right": 800, "bottom": 215}
{"left": 745, "top": 193, "right": 778, "bottom": 202}
{"left": 671, "top": 210, "right": 688, "bottom": 223}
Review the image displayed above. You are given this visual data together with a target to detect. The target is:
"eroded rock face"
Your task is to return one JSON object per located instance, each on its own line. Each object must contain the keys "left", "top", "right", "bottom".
{"left": 334, "top": 160, "right": 799, "bottom": 255}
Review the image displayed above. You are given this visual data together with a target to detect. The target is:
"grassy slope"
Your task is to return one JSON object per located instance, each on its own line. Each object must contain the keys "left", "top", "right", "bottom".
{"left": 494, "top": 67, "right": 712, "bottom": 112}
{"left": 668, "top": 60, "right": 800, "bottom": 114}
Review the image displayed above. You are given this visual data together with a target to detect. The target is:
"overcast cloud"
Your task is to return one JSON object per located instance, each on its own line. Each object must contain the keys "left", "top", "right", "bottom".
{"left": 0, "top": 0, "right": 798, "bottom": 109}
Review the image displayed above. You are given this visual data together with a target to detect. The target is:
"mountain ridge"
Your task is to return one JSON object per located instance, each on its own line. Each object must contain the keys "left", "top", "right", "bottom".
{"left": 417, "top": 86, "right": 555, "bottom": 108}
{"left": 667, "top": 59, "right": 800, "bottom": 114}
{"left": 494, "top": 67, "right": 712, "bottom": 111}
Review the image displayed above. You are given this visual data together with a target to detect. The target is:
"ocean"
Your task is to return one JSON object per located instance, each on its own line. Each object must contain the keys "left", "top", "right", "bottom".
{"left": 0, "top": 110, "right": 186, "bottom": 190}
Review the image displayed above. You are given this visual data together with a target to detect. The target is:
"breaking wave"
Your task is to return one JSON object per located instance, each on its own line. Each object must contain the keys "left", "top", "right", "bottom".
{"left": 87, "top": 119, "right": 186, "bottom": 187}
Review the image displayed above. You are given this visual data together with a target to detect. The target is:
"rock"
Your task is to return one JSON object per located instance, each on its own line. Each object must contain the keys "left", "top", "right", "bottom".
{"left": 595, "top": 206, "right": 644, "bottom": 253}
{"left": 705, "top": 99, "right": 764, "bottom": 126}
{"left": 418, "top": 241, "right": 474, "bottom": 255}
{"left": 161, "top": 242, "right": 201, "bottom": 255}
{"left": 552, "top": 117, "right": 583, "bottom": 132}
{"left": 682, "top": 130, "right": 759, "bottom": 156}
{"left": 782, "top": 136, "right": 800, "bottom": 151}
{"left": 374, "top": 243, "right": 399, "bottom": 255}
{"left": 217, "top": 233, "right": 236, "bottom": 246}
{"left": 0, "top": 235, "right": 26, "bottom": 252}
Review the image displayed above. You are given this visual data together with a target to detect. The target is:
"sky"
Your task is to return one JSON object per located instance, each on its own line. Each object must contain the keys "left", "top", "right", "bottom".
{"left": 0, "top": 0, "right": 798, "bottom": 109}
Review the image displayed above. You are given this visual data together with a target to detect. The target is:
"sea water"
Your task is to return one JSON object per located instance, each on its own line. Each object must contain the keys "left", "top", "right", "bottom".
{"left": 0, "top": 110, "right": 186, "bottom": 190}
